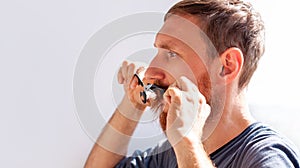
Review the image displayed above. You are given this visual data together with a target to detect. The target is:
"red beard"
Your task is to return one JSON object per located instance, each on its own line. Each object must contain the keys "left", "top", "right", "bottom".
{"left": 159, "top": 108, "right": 168, "bottom": 131}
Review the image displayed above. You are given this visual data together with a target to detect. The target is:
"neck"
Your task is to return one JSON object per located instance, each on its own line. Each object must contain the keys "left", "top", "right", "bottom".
{"left": 202, "top": 89, "right": 256, "bottom": 154}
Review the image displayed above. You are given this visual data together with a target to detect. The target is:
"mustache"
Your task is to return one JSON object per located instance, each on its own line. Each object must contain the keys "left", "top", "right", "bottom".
{"left": 148, "top": 85, "right": 166, "bottom": 113}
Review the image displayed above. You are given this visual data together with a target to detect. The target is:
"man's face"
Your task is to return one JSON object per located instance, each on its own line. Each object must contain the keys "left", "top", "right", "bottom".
{"left": 144, "top": 14, "right": 216, "bottom": 130}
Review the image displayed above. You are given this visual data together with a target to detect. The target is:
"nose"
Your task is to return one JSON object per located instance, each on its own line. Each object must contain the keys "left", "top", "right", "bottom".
{"left": 144, "top": 66, "right": 165, "bottom": 82}
{"left": 144, "top": 55, "right": 166, "bottom": 83}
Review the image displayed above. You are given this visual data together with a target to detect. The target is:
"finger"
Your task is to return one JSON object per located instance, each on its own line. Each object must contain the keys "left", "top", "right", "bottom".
{"left": 127, "top": 63, "right": 135, "bottom": 82}
{"left": 169, "top": 87, "right": 182, "bottom": 104}
{"left": 121, "top": 61, "right": 128, "bottom": 83}
{"left": 179, "top": 77, "right": 206, "bottom": 104}
{"left": 200, "top": 104, "right": 211, "bottom": 122}
{"left": 129, "top": 74, "right": 138, "bottom": 89}
{"left": 164, "top": 87, "right": 182, "bottom": 105}
{"left": 162, "top": 103, "right": 169, "bottom": 113}
{"left": 131, "top": 85, "right": 146, "bottom": 104}
{"left": 117, "top": 67, "right": 124, "bottom": 84}
{"left": 163, "top": 88, "right": 171, "bottom": 104}
{"left": 136, "top": 66, "right": 145, "bottom": 74}
{"left": 136, "top": 67, "right": 146, "bottom": 82}
{"left": 198, "top": 92, "right": 207, "bottom": 105}
{"left": 177, "top": 76, "right": 197, "bottom": 92}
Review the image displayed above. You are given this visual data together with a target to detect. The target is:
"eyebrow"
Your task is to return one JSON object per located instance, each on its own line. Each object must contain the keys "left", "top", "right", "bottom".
{"left": 153, "top": 40, "right": 177, "bottom": 51}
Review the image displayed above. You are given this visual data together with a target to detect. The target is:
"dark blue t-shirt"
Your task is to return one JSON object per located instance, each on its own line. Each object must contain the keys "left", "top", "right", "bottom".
{"left": 116, "top": 122, "right": 300, "bottom": 167}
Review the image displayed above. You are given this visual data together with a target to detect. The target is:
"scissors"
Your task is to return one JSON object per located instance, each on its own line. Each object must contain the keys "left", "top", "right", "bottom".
{"left": 134, "top": 74, "right": 166, "bottom": 104}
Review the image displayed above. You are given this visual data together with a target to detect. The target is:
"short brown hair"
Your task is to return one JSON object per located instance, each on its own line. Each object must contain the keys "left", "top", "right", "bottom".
{"left": 166, "top": 0, "right": 265, "bottom": 89}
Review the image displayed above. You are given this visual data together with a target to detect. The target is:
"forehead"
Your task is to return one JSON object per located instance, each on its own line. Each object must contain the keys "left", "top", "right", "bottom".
{"left": 155, "top": 14, "right": 207, "bottom": 56}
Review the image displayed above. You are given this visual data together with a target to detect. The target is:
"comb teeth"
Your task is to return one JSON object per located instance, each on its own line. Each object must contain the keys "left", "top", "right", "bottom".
{"left": 144, "top": 84, "right": 166, "bottom": 102}
{"left": 144, "top": 84, "right": 157, "bottom": 102}
{"left": 145, "top": 90, "right": 157, "bottom": 100}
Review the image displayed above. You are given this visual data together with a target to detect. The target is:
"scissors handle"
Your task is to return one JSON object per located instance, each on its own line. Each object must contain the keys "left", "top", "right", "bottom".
{"left": 140, "top": 91, "right": 147, "bottom": 104}
{"left": 134, "top": 74, "right": 147, "bottom": 104}
{"left": 134, "top": 74, "right": 144, "bottom": 87}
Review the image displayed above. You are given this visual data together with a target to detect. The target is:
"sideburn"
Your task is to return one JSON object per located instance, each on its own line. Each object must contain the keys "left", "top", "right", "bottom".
{"left": 198, "top": 72, "right": 212, "bottom": 105}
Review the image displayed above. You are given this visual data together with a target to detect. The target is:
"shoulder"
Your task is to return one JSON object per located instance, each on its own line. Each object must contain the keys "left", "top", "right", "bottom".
{"left": 240, "top": 123, "right": 300, "bottom": 168}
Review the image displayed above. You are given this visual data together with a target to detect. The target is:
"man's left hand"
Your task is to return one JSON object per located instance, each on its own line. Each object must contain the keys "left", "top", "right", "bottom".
{"left": 163, "top": 76, "right": 211, "bottom": 145}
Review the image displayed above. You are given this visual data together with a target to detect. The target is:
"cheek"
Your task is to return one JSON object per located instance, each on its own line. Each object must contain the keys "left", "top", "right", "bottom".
{"left": 148, "top": 53, "right": 200, "bottom": 84}
{"left": 167, "top": 58, "right": 199, "bottom": 83}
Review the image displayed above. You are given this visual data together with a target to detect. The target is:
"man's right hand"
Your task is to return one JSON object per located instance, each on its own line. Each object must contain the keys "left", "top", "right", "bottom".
{"left": 84, "top": 61, "right": 148, "bottom": 168}
{"left": 117, "top": 60, "right": 147, "bottom": 114}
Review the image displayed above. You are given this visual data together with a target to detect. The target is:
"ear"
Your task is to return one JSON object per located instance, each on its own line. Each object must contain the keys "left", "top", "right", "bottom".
{"left": 219, "top": 47, "right": 244, "bottom": 85}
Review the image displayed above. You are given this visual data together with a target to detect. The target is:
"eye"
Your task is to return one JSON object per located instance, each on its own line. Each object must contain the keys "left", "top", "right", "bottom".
{"left": 167, "top": 51, "right": 178, "bottom": 58}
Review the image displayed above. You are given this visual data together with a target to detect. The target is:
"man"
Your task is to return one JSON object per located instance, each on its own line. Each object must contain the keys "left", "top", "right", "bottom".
{"left": 85, "top": 0, "right": 300, "bottom": 167}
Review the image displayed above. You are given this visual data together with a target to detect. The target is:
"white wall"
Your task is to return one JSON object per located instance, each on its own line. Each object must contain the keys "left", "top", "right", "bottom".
{"left": 248, "top": 0, "right": 300, "bottom": 149}
{"left": 0, "top": 0, "right": 299, "bottom": 167}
